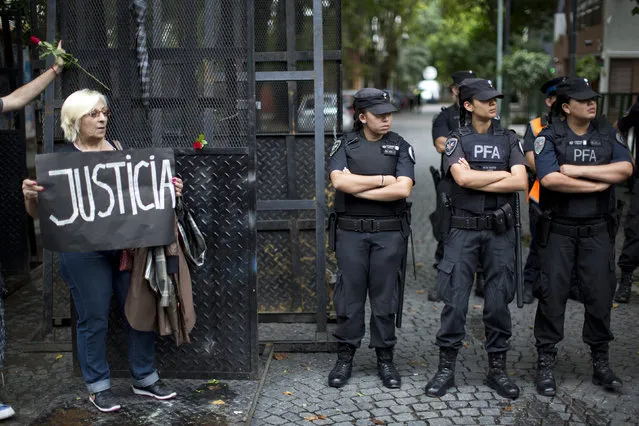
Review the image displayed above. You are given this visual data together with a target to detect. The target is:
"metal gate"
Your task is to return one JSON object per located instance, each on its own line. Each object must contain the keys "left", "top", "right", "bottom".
{"left": 0, "top": 10, "right": 31, "bottom": 284}
{"left": 255, "top": 0, "right": 342, "bottom": 349}
{"left": 44, "top": 0, "right": 258, "bottom": 379}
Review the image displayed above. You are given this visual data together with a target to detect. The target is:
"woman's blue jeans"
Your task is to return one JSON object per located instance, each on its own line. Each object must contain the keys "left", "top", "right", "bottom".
{"left": 59, "top": 250, "right": 159, "bottom": 394}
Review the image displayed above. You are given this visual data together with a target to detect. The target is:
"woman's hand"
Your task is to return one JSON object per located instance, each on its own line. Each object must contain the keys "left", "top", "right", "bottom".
{"left": 172, "top": 177, "right": 183, "bottom": 197}
{"left": 22, "top": 179, "right": 43, "bottom": 201}
{"left": 53, "top": 41, "right": 65, "bottom": 74}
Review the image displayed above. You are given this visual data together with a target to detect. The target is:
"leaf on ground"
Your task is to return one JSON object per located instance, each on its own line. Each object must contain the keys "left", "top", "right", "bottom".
{"left": 195, "top": 389, "right": 203, "bottom": 393}
{"left": 283, "top": 391, "right": 293, "bottom": 395}
{"left": 503, "top": 404, "right": 512, "bottom": 412}
{"left": 283, "top": 369, "right": 289, "bottom": 373}
{"left": 371, "top": 418, "right": 385, "bottom": 425}
{"left": 433, "top": 306, "right": 438, "bottom": 311}
{"left": 211, "top": 400, "right": 225, "bottom": 405}
{"left": 356, "top": 391, "right": 364, "bottom": 397}
{"left": 273, "top": 353, "right": 289, "bottom": 361}
{"left": 463, "top": 342, "right": 469, "bottom": 349}
{"left": 472, "top": 304, "right": 483, "bottom": 309}
{"left": 207, "top": 379, "right": 220, "bottom": 385}
{"left": 304, "top": 414, "right": 327, "bottom": 421}
{"left": 407, "top": 360, "right": 427, "bottom": 367}
{"left": 415, "top": 262, "right": 425, "bottom": 268}
{"left": 416, "top": 290, "right": 425, "bottom": 294}
{"left": 612, "top": 303, "right": 619, "bottom": 309}
{"left": 55, "top": 354, "right": 63, "bottom": 360}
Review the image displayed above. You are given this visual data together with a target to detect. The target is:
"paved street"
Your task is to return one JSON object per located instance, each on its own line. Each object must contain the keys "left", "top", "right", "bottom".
{"left": 2, "top": 108, "right": 639, "bottom": 425}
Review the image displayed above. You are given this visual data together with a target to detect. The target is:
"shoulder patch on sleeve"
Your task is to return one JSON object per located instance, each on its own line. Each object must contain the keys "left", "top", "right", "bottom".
{"left": 534, "top": 136, "right": 546, "bottom": 155}
{"left": 408, "top": 145, "right": 416, "bottom": 164}
{"left": 445, "top": 137, "right": 458, "bottom": 156}
{"left": 616, "top": 132, "right": 627, "bottom": 147}
{"left": 329, "top": 139, "right": 342, "bottom": 157}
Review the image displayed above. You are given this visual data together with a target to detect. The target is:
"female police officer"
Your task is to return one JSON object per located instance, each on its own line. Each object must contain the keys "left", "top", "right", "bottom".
{"left": 328, "top": 88, "right": 415, "bottom": 389}
{"left": 425, "top": 78, "right": 526, "bottom": 399}
{"left": 532, "top": 78, "right": 632, "bottom": 397}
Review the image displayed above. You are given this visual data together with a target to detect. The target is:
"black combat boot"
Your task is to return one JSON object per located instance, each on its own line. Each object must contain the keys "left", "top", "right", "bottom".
{"left": 328, "top": 343, "right": 356, "bottom": 388}
{"left": 535, "top": 348, "right": 557, "bottom": 397}
{"left": 485, "top": 352, "right": 520, "bottom": 399}
{"left": 376, "top": 348, "right": 401, "bottom": 389}
{"left": 614, "top": 271, "right": 633, "bottom": 303}
{"left": 425, "top": 348, "right": 457, "bottom": 397}
{"left": 591, "top": 349, "right": 623, "bottom": 390}
{"left": 474, "top": 272, "right": 485, "bottom": 298}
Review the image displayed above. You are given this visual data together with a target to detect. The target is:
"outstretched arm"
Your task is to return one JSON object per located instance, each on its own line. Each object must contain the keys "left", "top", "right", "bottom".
{"left": 1, "top": 42, "right": 64, "bottom": 113}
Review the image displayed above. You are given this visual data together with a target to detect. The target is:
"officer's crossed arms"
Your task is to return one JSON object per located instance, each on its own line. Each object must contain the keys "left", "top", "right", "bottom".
{"left": 536, "top": 135, "right": 633, "bottom": 193}
{"left": 330, "top": 169, "right": 413, "bottom": 201}
{"left": 449, "top": 157, "right": 527, "bottom": 193}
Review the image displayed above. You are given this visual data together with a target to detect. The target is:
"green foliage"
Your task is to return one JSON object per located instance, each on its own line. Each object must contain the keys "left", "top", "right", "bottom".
{"left": 502, "top": 50, "right": 553, "bottom": 94}
{"left": 576, "top": 55, "right": 601, "bottom": 83}
{"left": 342, "top": 0, "right": 557, "bottom": 90}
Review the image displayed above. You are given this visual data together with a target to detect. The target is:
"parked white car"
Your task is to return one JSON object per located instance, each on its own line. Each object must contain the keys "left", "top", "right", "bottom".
{"left": 297, "top": 93, "right": 353, "bottom": 133}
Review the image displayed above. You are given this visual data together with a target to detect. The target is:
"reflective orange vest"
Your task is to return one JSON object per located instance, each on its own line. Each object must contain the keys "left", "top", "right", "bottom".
{"left": 528, "top": 117, "right": 545, "bottom": 204}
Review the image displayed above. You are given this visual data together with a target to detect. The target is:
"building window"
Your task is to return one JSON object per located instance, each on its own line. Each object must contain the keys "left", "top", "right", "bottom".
{"left": 576, "top": 0, "right": 603, "bottom": 29}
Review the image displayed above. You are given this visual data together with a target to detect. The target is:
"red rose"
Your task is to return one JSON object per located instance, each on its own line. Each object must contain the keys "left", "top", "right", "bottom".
{"left": 193, "top": 141, "right": 203, "bottom": 150}
{"left": 30, "top": 36, "right": 41, "bottom": 45}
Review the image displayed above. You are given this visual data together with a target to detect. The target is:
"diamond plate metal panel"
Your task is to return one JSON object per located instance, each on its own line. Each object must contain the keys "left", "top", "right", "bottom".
{"left": 258, "top": 231, "right": 294, "bottom": 312}
{"left": 98, "top": 152, "right": 257, "bottom": 379}
{"left": 0, "top": 131, "right": 29, "bottom": 277}
{"left": 257, "top": 137, "right": 288, "bottom": 200}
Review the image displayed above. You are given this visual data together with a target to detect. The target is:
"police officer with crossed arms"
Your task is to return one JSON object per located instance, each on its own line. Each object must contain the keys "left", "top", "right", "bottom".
{"left": 328, "top": 88, "right": 415, "bottom": 389}
{"left": 425, "top": 78, "right": 526, "bottom": 399}
{"left": 533, "top": 78, "right": 633, "bottom": 397}
{"left": 431, "top": 70, "right": 487, "bottom": 300}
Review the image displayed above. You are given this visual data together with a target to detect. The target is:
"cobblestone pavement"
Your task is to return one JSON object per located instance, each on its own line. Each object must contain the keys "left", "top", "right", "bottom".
{"left": 1, "top": 109, "right": 638, "bottom": 425}
{"left": 252, "top": 109, "right": 639, "bottom": 425}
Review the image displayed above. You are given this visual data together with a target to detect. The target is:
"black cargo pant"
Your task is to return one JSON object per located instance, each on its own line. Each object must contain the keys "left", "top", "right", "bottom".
{"left": 435, "top": 227, "right": 516, "bottom": 352}
{"left": 618, "top": 188, "right": 639, "bottom": 273}
{"left": 333, "top": 228, "right": 406, "bottom": 349}
{"left": 534, "top": 223, "right": 615, "bottom": 350}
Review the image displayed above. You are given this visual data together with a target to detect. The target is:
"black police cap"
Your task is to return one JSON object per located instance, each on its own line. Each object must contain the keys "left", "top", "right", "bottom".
{"left": 459, "top": 78, "right": 503, "bottom": 102}
{"left": 556, "top": 77, "right": 599, "bottom": 100}
{"left": 540, "top": 76, "right": 566, "bottom": 97}
{"left": 353, "top": 88, "right": 397, "bottom": 115}
{"left": 451, "top": 70, "right": 477, "bottom": 86}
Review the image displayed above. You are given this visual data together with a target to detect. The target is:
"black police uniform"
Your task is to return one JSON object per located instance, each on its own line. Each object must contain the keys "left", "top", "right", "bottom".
{"left": 533, "top": 78, "right": 631, "bottom": 396}
{"left": 431, "top": 71, "right": 486, "bottom": 299}
{"left": 426, "top": 78, "right": 525, "bottom": 401}
{"left": 328, "top": 88, "right": 415, "bottom": 390}
{"left": 521, "top": 77, "right": 571, "bottom": 305}
{"left": 615, "top": 101, "right": 639, "bottom": 303}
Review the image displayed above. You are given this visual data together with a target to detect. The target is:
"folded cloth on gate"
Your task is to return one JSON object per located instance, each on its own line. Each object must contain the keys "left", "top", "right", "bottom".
{"left": 125, "top": 218, "right": 196, "bottom": 346}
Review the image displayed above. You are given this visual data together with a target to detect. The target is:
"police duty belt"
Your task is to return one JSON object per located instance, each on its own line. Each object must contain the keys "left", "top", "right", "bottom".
{"left": 337, "top": 217, "right": 403, "bottom": 232}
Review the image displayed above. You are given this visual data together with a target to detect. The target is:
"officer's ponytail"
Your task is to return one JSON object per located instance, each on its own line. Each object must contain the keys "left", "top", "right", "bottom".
{"left": 549, "top": 94, "right": 571, "bottom": 124}
{"left": 352, "top": 106, "right": 366, "bottom": 132}
{"left": 458, "top": 86, "right": 472, "bottom": 127}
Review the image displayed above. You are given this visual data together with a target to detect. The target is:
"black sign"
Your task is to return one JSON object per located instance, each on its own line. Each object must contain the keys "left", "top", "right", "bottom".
{"left": 36, "top": 148, "right": 176, "bottom": 252}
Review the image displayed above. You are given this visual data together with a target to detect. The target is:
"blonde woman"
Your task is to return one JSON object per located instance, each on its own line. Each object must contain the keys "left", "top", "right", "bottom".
{"left": 22, "top": 89, "right": 183, "bottom": 413}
